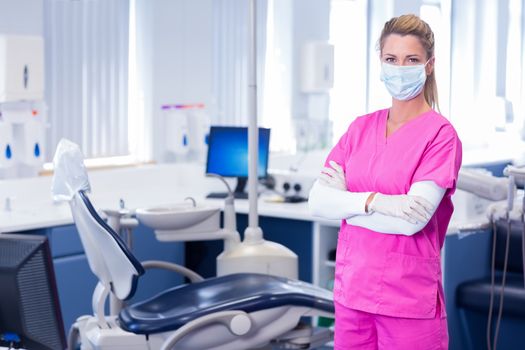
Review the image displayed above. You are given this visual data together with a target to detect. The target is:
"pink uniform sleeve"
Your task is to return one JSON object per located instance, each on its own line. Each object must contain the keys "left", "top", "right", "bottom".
{"left": 411, "top": 124, "right": 462, "bottom": 191}
{"left": 324, "top": 126, "right": 352, "bottom": 172}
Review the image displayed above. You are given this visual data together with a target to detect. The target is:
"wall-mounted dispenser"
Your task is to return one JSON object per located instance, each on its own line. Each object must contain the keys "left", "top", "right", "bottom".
{"left": 164, "top": 106, "right": 190, "bottom": 157}
{"left": 300, "top": 41, "right": 334, "bottom": 93}
{"left": 0, "top": 35, "right": 44, "bottom": 102}
{"left": 162, "top": 103, "right": 210, "bottom": 162}
{"left": 12, "top": 119, "right": 45, "bottom": 166}
{"left": 0, "top": 120, "right": 13, "bottom": 168}
{"left": 0, "top": 34, "right": 46, "bottom": 179}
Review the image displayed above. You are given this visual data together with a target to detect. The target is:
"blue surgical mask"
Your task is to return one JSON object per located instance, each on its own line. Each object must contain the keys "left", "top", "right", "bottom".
{"left": 380, "top": 61, "right": 428, "bottom": 101}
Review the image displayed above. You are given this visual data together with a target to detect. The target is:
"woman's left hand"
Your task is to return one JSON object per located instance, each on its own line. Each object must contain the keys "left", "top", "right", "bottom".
{"left": 319, "top": 161, "right": 347, "bottom": 191}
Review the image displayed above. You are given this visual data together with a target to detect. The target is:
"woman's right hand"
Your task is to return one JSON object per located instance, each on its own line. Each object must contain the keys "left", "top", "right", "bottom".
{"left": 319, "top": 161, "right": 347, "bottom": 191}
{"left": 368, "top": 193, "right": 434, "bottom": 224}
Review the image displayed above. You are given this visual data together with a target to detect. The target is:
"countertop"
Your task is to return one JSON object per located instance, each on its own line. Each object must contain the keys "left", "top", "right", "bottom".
{"left": 0, "top": 163, "right": 489, "bottom": 234}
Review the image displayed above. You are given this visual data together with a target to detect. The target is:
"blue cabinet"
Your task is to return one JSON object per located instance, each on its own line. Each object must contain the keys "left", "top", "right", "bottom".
{"left": 443, "top": 229, "right": 492, "bottom": 350}
{"left": 444, "top": 228, "right": 525, "bottom": 350}
{"left": 53, "top": 254, "right": 98, "bottom": 330}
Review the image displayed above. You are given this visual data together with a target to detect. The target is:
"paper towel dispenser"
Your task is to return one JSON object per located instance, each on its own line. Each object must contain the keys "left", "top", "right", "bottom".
{"left": 0, "top": 35, "right": 44, "bottom": 102}
{"left": 300, "top": 41, "right": 334, "bottom": 93}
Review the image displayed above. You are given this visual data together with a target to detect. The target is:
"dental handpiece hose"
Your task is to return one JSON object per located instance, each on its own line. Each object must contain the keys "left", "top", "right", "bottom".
{"left": 507, "top": 175, "right": 515, "bottom": 213}
{"left": 496, "top": 175, "right": 515, "bottom": 350}
{"left": 522, "top": 185, "right": 525, "bottom": 289}
{"left": 499, "top": 166, "right": 525, "bottom": 288}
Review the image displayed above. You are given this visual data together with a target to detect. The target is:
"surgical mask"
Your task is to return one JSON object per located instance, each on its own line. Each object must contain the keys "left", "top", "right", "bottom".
{"left": 380, "top": 61, "right": 428, "bottom": 101}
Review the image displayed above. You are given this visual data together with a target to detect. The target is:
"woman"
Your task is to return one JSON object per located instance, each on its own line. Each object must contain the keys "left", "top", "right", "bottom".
{"left": 309, "top": 14, "right": 462, "bottom": 350}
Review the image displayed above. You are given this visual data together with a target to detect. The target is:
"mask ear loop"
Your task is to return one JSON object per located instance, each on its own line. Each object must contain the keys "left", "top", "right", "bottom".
{"left": 424, "top": 57, "right": 434, "bottom": 75}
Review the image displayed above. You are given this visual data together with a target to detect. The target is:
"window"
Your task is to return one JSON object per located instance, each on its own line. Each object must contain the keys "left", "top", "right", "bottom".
{"left": 448, "top": 0, "right": 525, "bottom": 150}
{"left": 260, "top": 0, "right": 294, "bottom": 152}
{"left": 328, "top": 0, "right": 369, "bottom": 142}
{"left": 504, "top": 0, "right": 524, "bottom": 134}
{"left": 44, "top": 0, "right": 131, "bottom": 161}
{"left": 420, "top": 0, "right": 451, "bottom": 116}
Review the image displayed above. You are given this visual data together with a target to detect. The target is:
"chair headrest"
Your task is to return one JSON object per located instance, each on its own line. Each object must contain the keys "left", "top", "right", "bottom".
{"left": 51, "top": 138, "right": 91, "bottom": 202}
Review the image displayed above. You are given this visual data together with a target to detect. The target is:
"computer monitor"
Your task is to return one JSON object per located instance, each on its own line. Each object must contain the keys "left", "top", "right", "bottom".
{"left": 206, "top": 126, "right": 270, "bottom": 199}
{"left": 0, "top": 234, "right": 66, "bottom": 350}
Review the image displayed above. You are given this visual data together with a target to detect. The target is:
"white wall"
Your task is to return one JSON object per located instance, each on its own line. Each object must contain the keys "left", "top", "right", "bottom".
{"left": 135, "top": 0, "right": 214, "bottom": 161}
{"left": 393, "top": 0, "right": 423, "bottom": 16}
{"left": 136, "top": 0, "right": 431, "bottom": 162}
{"left": 0, "top": 0, "right": 43, "bottom": 35}
{"left": 291, "top": 0, "right": 330, "bottom": 121}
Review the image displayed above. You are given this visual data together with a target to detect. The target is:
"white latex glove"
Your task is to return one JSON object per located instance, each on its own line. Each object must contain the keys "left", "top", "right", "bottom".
{"left": 318, "top": 161, "right": 347, "bottom": 191}
{"left": 368, "top": 193, "right": 434, "bottom": 224}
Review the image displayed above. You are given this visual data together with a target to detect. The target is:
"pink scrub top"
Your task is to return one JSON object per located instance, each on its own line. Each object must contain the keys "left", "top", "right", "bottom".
{"left": 325, "top": 108, "right": 462, "bottom": 319}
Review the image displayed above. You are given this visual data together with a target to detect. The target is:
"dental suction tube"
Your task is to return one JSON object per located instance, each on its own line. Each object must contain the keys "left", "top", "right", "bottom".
{"left": 456, "top": 168, "right": 508, "bottom": 201}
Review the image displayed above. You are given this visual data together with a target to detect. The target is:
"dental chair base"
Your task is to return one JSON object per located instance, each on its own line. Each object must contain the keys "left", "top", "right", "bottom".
{"left": 71, "top": 306, "right": 333, "bottom": 350}
{"left": 73, "top": 316, "right": 149, "bottom": 350}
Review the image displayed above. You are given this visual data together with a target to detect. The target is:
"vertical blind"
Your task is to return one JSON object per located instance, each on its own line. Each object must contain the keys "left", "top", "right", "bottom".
{"left": 212, "top": 0, "right": 267, "bottom": 127}
{"left": 212, "top": 0, "right": 249, "bottom": 126}
{"left": 450, "top": 0, "right": 525, "bottom": 146}
{"left": 44, "top": 0, "right": 130, "bottom": 159}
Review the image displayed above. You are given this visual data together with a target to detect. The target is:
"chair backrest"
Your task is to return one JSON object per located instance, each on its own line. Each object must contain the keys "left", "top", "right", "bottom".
{"left": 70, "top": 190, "right": 144, "bottom": 300}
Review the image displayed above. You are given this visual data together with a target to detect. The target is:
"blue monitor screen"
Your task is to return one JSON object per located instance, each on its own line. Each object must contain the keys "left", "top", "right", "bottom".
{"left": 206, "top": 126, "right": 270, "bottom": 178}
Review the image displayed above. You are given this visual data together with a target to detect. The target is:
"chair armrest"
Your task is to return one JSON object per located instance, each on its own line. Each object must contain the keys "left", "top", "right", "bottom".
{"left": 141, "top": 260, "right": 204, "bottom": 283}
{"left": 160, "top": 310, "right": 252, "bottom": 350}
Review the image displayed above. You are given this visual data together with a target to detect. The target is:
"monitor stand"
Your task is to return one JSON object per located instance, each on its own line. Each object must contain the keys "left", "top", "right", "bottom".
{"left": 206, "top": 177, "right": 249, "bottom": 199}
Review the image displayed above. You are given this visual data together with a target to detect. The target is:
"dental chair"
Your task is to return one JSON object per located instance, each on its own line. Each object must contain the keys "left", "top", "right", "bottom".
{"left": 67, "top": 188, "right": 335, "bottom": 350}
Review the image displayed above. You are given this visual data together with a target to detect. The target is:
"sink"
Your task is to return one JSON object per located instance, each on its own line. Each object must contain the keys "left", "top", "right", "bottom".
{"left": 135, "top": 203, "right": 221, "bottom": 231}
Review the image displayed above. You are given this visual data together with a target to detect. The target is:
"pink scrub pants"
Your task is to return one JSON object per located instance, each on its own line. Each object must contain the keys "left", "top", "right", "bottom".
{"left": 334, "top": 301, "right": 448, "bottom": 350}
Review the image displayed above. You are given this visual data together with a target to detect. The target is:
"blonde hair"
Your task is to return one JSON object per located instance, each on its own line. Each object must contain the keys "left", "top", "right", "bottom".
{"left": 379, "top": 14, "right": 439, "bottom": 111}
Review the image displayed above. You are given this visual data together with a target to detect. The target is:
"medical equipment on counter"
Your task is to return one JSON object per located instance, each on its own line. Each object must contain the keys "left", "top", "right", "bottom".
{"left": 457, "top": 168, "right": 509, "bottom": 201}
{"left": 452, "top": 168, "right": 509, "bottom": 223}
{"left": 205, "top": 126, "right": 271, "bottom": 199}
{"left": 0, "top": 234, "right": 66, "bottom": 350}
{"left": 52, "top": 138, "right": 334, "bottom": 350}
